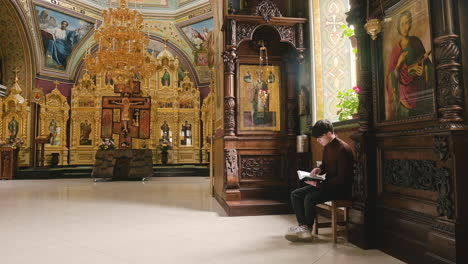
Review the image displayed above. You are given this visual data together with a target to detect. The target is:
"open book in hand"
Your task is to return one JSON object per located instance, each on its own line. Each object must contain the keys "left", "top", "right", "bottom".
{"left": 297, "top": 170, "right": 326, "bottom": 181}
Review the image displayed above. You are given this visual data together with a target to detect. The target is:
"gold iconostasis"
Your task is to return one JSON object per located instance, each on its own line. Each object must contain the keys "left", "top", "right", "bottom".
{"left": 0, "top": 47, "right": 214, "bottom": 167}
{"left": 68, "top": 47, "right": 213, "bottom": 166}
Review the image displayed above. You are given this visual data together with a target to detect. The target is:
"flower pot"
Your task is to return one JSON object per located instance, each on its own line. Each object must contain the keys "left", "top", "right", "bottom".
{"left": 350, "top": 35, "right": 357, "bottom": 48}
{"left": 51, "top": 153, "right": 59, "bottom": 167}
{"left": 161, "top": 151, "right": 168, "bottom": 165}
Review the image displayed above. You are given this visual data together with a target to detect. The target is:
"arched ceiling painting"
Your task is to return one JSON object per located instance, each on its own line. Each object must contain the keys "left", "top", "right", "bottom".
{"left": 0, "top": 0, "right": 35, "bottom": 98}
{"left": 27, "top": 0, "right": 210, "bottom": 85}
{"left": 35, "top": 4, "right": 94, "bottom": 72}
{"left": 93, "top": 0, "right": 199, "bottom": 10}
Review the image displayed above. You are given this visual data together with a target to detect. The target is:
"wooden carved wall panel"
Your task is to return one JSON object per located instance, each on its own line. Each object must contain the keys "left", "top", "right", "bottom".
{"left": 229, "top": 19, "right": 237, "bottom": 46}
{"left": 222, "top": 49, "right": 237, "bottom": 75}
{"left": 225, "top": 149, "right": 239, "bottom": 189}
{"left": 434, "top": 135, "right": 449, "bottom": 162}
{"left": 254, "top": 0, "right": 282, "bottom": 22}
{"left": 431, "top": 220, "right": 455, "bottom": 235}
{"left": 240, "top": 155, "right": 281, "bottom": 180}
{"left": 434, "top": 33, "right": 464, "bottom": 121}
{"left": 434, "top": 166, "right": 453, "bottom": 219}
{"left": 224, "top": 97, "right": 236, "bottom": 136}
{"left": 437, "top": 69, "right": 462, "bottom": 107}
{"left": 353, "top": 141, "right": 365, "bottom": 202}
{"left": 435, "top": 36, "right": 461, "bottom": 64}
{"left": 275, "top": 25, "right": 296, "bottom": 47}
{"left": 296, "top": 23, "right": 304, "bottom": 49}
{"left": 383, "top": 159, "right": 453, "bottom": 219}
{"left": 236, "top": 22, "right": 257, "bottom": 44}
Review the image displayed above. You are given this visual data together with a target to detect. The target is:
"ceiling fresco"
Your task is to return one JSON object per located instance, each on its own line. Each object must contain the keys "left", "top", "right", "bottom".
{"left": 92, "top": 0, "right": 200, "bottom": 9}
{"left": 14, "top": 0, "right": 212, "bottom": 83}
{"left": 35, "top": 4, "right": 94, "bottom": 71}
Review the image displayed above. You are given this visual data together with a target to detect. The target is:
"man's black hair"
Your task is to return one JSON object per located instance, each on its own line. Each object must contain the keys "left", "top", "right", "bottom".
{"left": 311, "top": 119, "right": 334, "bottom": 138}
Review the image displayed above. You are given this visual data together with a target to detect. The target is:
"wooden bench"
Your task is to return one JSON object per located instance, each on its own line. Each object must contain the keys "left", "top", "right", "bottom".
{"left": 313, "top": 200, "right": 352, "bottom": 243}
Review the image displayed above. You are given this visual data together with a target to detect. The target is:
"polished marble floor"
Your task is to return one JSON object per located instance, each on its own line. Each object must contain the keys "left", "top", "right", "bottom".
{"left": 0, "top": 177, "right": 404, "bottom": 264}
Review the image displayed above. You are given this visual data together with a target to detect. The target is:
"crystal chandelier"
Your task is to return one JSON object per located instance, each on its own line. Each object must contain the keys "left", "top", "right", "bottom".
{"left": 84, "top": 0, "right": 155, "bottom": 86}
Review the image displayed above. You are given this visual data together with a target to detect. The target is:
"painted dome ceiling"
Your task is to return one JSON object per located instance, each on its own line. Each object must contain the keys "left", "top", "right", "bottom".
{"left": 84, "top": 0, "right": 207, "bottom": 13}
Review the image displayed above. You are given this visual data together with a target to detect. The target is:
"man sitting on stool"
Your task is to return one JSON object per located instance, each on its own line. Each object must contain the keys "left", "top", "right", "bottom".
{"left": 285, "top": 119, "right": 354, "bottom": 242}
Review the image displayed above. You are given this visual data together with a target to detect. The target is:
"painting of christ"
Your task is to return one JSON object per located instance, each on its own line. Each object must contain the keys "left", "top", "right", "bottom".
{"left": 35, "top": 5, "right": 93, "bottom": 70}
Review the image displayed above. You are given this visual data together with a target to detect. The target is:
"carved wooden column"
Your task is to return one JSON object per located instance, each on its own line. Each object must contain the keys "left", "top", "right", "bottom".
{"left": 224, "top": 149, "right": 240, "bottom": 200}
{"left": 223, "top": 48, "right": 237, "bottom": 136}
{"left": 346, "top": 0, "right": 377, "bottom": 249}
{"left": 286, "top": 63, "right": 297, "bottom": 135}
{"left": 432, "top": 1, "right": 467, "bottom": 262}
{"left": 434, "top": 0, "right": 465, "bottom": 123}
{"left": 223, "top": 18, "right": 238, "bottom": 137}
{"left": 296, "top": 22, "right": 305, "bottom": 63}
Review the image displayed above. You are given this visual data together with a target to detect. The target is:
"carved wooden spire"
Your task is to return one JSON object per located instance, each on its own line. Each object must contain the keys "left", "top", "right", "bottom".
{"left": 254, "top": 0, "right": 282, "bottom": 22}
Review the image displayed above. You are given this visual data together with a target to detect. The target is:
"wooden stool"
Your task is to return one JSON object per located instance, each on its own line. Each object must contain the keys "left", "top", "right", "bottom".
{"left": 313, "top": 200, "right": 352, "bottom": 243}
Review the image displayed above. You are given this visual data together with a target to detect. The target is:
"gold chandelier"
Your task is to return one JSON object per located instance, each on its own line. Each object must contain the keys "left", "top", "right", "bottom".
{"left": 84, "top": 0, "right": 155, "bottom": 86}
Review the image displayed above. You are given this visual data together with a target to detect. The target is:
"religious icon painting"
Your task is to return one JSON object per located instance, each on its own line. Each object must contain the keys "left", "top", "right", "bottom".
{"left": 101, "top": 109, "right": 113, "bottom": 138}
{"left": 7, "top": 116, "right": 20, "bottom": 139}
{"left": 78, "top": 97, "right": 95, "bottom": 107}
{"left": 79, "top": 120, "right": 92, "bottom": 145}
{"left": 160, "top": 69, "right": 171, "bottom": 86}
{"left": 179, "top": 17, "right": 214, "bottom": 51}
{"left": 138, "top": 110, "right": 151, "bottom": 139}
{"left": 381, "top": 0, "right": 435, "bottom": 122}
{"left": 177, "top": 15, "right": 214, "bottom": 83}
{"left": 34, "top": 4, "right": 93, "bottom": 71}
{"left": 239, "top": 65, "right": 281, "bottom": 132}
{"left": 31, "top": 87, "right": 44, "bottom": 103}
{"left": 48, "top": 119, "right": 61, "bottom": 146}
{"left": 196, "top": 51, "right": 209, "bottom": 66}
{"left": 131, "top": 80, "right": 141, "bottom": 94}
{"left": 113, "top": 109, "right": 121, "bottom": 123}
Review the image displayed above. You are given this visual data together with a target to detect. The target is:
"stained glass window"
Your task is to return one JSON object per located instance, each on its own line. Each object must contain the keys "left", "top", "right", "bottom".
{"left": 311, "top": 0, "right": 357, "bottom": 122}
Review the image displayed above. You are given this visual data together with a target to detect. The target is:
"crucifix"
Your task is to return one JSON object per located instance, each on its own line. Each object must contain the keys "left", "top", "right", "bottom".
{"left": 102, "top": 96, "right": 151, "bottom": 149}
{"left": 102, "top": 68, "right": 151, "bottom": 149}
{"left": 13, "top": 67, "right": 21, "bottom": 82}
{"left": 53, "top": 80, "right": 60, "bottom": 89}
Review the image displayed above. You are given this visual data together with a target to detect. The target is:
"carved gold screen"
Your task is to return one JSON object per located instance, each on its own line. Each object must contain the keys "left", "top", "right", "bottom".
{"left": 239, "top": 65, "right": 280, "bottom": 131}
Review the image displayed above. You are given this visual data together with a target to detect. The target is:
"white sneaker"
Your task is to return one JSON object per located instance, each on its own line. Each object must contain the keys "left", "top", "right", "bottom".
{"left": 285, "top": 225, "right": 312, "bottom": 242}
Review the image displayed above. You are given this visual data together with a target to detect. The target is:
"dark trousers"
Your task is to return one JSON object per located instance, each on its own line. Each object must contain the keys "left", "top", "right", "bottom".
{"left": 290, "top": 184, "right": 347, "bottom": 228}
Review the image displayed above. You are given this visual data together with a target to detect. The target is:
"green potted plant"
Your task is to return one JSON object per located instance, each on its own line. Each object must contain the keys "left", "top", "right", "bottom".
{"left": 336, "top": 86, "right": 360, "bottom": 121}
{"left": 341, "top": 24, "right": 357, "bottom": 54}
{"left": 157, "top": 139, "right": 172, "bottom": 165}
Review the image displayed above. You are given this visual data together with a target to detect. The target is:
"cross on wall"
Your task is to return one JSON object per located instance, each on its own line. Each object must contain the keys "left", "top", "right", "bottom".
{"left": 101, "top": 96, "right": 151, "bottom": 149}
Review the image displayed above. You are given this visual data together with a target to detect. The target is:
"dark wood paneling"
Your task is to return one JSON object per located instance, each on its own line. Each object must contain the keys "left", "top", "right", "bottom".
{"left": 345, "top": 0, "right": 467, "bottom": 262}
{"left": 378, "top": 206, "right": 430, "bottom": 263}
{"left": 0, "top": 147, "right": 19, "bottom": 180}
{"left": 218, "top": 1, "right": 307, "bottom": 216}
{"left": 426, "top": 231, "right": 456, "bottom": 264}
{"left": 213, "top": 138, "right": 225, "bottom": 199}
{"left": 385, "top": 184, "right": 438, "bottom": 202}
{"left": 380, "top": 192, "right": 438, "bottom": 217}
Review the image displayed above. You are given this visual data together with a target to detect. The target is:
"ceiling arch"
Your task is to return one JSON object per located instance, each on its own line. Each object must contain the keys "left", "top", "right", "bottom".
{"left": 0, "top": 0, "right": 37, "bottom": 100}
